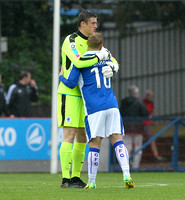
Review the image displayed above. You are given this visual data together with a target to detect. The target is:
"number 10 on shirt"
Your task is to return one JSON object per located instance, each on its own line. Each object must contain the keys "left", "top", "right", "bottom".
{"left": 91, "top": 67, "right": 111, "bottom": 89}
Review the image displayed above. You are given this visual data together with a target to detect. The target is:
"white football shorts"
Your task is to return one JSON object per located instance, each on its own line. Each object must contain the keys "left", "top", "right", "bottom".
{"left": 85, "top": 108, "right": 124, "bottom": 142}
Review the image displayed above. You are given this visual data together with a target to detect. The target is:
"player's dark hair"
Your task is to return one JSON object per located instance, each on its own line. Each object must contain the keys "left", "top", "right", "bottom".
{"left": 78, "top": 10, "right": 97, "bottom": 27}
{"left": 88, "top": 32, "right": 103, "bottom": 50}
{"left": 19, "top": 71, "right": 29, "bottom": 80}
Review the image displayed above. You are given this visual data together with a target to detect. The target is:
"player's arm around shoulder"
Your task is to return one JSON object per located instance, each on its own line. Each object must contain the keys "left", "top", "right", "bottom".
{"left": 59, "top": 65, "right": 80, "bottom": 89}
{"left": 63, "top": 35, "right": 112, "bottom": 69}
{"left": 110, "top": 56, "right": 118, "bottom": 65}
{"left": 62, "top": 35, "right": 98, "bottom": 69}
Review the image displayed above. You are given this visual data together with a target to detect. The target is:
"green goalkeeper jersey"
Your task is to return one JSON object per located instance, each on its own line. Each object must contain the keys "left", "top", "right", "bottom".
{"left": 57, "top": 30, "right": 99, "bottom": 97}
{"left": 58, "top": 30, "right": 118, "bottom": 96}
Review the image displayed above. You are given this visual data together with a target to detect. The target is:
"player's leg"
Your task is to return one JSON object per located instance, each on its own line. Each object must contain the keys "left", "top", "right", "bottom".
{"left": 110, "top": 134, "right": 135, "bottom": 189}
{"left": 58, "top": 94, "right": 85, "bottom": 188}
{"left": 110, "top": 134, "right": 130, "bottom": 176}
{"left": 60, "top": 127, "right": 77, "bottom": 188}
{"left": 107, "top": 108, "right": 134, "bottom": 189}
{"left": 123, "top": 134, "right": 133, "bottom": 161}
{"left": 71, "top": 127, "right": 87, "bottom": 188}
{"left": 84, "top": 111, "right": 106, "bottom": 189}
{"left": 69, "top": 97, "right": 87, "bottom": 188}
{"left": 107, "top": 108, "right": 130, "bottom": 177}
{"left": 84, "top": 137, "right": 102, "bottom": 189}
{"left": 58, "top": 94, "right": 73, "bottom": 187}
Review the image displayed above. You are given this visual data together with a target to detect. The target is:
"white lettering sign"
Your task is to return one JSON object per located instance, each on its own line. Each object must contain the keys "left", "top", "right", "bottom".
{"left": 0, "top": 127, "right": 17, "bottom": 146}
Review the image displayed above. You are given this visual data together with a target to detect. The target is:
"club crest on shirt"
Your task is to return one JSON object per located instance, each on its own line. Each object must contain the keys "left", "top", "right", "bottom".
{"left": 66, "top": 117, "right": 72, "bottom": 123}
{"left": 70, "top": 42, "right": 76, "bottom": 49}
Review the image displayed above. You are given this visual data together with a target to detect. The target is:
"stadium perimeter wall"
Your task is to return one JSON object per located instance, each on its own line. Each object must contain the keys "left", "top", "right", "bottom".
{"left": 1, "top": 118, "right": 184, "bottom": 173}
{"left": 0, "top": 118, "right": 110, "bottom": 173}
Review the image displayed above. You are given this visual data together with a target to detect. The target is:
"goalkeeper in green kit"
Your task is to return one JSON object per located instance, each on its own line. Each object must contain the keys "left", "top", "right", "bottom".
{"left": 58, "top": 10, "right": 119, "bottom": 188}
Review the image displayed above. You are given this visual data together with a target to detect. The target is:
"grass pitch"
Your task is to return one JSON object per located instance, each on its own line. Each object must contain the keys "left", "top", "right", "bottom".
{"left": 0, "top": 172, "right": 185, "bottom": 200}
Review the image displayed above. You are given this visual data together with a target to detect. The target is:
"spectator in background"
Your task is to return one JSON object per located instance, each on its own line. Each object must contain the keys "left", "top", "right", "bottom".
{"left": 142, "top": 90, "right": 165, "bottom": 162}
{"left": 6, "top": 71, "right": 38, "bottom": 117}
{"left": 120, "top": 85, "right": 149, "bottom": 169}
{"left": 0, "top": 74, "right": 8, "bottom": 116}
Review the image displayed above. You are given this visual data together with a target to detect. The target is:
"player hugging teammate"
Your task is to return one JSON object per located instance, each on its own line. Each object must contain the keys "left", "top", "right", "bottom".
{"left": 59, "top": 28, "right": 134, "bottom": 189}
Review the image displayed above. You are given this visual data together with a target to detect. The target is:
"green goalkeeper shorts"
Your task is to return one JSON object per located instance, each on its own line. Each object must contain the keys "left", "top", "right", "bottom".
{"left": 57, "top": 94, "right": 85, "bottom": 128}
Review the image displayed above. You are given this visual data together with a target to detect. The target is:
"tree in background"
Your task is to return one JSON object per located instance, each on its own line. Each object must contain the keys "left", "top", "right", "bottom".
{"left": 114, "top": 1, "right": 185, "bottom": 37}
{"left": 0, "top": 1, "right": 78, "bottom": 104}
{"left": 1, "top": 1, "right": 184, "bottom": 106}
{"left": 1, "top": 2, "right": 53, "bottom": 103}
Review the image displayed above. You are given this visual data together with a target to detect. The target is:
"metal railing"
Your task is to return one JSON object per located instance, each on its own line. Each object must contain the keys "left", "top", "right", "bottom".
{"left": 111, "top": 117, "right": 185, "bottom": 172}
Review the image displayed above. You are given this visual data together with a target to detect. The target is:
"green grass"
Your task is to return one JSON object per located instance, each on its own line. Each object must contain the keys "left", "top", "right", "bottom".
{"left": 0, "top": 172, "right": 185, "bottom": 200}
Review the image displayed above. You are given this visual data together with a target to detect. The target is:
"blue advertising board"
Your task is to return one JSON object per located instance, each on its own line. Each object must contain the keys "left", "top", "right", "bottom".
{"left": 0, "top": 118, "right": 88, "bottom": 160}
{"left": 0, "top": 118, "right": 63, "bottom": 160}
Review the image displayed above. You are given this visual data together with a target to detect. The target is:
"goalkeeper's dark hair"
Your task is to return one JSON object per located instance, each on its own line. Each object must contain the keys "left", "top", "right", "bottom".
{"left": 78, "top": 10, "right": 97, "bottom": 27}
{"left": 88, "top": 32, "right": 103, "bottom": 50}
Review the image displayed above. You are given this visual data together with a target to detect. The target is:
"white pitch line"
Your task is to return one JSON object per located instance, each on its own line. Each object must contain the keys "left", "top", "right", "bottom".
{"left": 136, "top": 183, "right": 168, "bottom": 187}
{"left": 4, "top": 183, "right": 169, "bottom": 189}
{"left": 100, "top": 183, "right": 168, "bottom": 188}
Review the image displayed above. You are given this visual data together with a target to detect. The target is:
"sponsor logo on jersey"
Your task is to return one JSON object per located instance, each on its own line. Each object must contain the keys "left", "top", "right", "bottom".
{"left": 26, "top": 123, "right": 45, "bottom": 151}
{"left": 70, "top": 42, "right": 76, "bottom": 49}
{"left": 93, "top": 60, "right": 107, "bottom": 67}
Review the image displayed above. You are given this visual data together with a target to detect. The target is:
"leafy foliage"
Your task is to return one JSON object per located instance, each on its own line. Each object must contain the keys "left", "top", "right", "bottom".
{"left": 0, "top": 1, "right": 77, "bottom": 103}
{"left": 1, "top": 1, "right": 184, "bottom": 103}
{"left": 114, "top": 1, "right": 185, "bottom": 37}
{"left": 0, "top": 2, "right": 53, "bottom": 103}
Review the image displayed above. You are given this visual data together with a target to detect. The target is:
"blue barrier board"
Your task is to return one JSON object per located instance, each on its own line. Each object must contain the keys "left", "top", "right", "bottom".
{"left": 0, "top": 118, "right": 89, "bottom": 160}
{"left": 0, "top": 118, "right": 52, "bottom": 160}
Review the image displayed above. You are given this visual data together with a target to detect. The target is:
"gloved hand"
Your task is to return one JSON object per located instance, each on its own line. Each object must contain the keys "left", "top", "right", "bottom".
{"left": 102, "top": 66, "right": 113, "bottom": 78}
{"left": 102, "top": 61, "right": 119, "bottom": 78}
{"left": 96, "top": 48, "right": 111, "bottom": 61}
